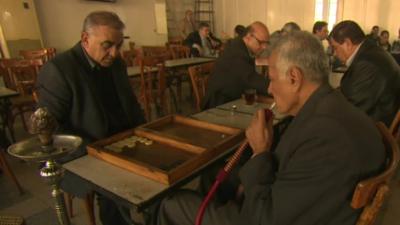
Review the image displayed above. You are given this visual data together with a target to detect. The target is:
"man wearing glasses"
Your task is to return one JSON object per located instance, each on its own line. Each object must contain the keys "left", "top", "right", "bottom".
{"left": 203, "top": 21, "right": 270, "bottom": 109}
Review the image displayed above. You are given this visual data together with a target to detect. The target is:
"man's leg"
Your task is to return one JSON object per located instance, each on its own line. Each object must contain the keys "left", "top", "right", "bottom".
{"left": 158, "top": 189, "right": 240, "bottom": 225}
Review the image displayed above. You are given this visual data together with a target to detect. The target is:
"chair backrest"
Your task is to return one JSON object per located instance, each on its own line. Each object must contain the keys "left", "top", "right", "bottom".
{"left": 141, "top": 46, "right": 171, "bottom": 59}
{"left": 167, "top": 36, "right": 184, "bottom": 46}
{"left": 188, "top": 62, "right": 215, "bottom": 111}
{"left": 0, "top": 59, "right": 43, "bottom": 95}
{"left": 389, "top": 109, "right": 400, "bottom": 143}
{"left": 351, "top": 122, "right": 400, "bottom": 225}
{"left": 139, "top": 56, "right": 168, "bottom": 121}
{"left": 20, "top": 47, "right": 56, "bottom": 63}
{"left": 168, "top": 45, "right": 190, "bottom": 59}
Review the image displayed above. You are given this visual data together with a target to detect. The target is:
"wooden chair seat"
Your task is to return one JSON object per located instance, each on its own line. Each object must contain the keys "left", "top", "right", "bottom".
{"left": 350, "top": 122, "right": 400, "bottom": 225}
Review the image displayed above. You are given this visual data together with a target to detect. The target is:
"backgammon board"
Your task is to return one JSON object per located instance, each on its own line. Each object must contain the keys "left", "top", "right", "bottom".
{"left": 87, "top": 115, "right": 244, "bottom": 185}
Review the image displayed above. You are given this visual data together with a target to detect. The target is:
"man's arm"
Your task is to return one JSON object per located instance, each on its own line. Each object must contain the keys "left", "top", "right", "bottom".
{"left": 232, "top": 56, "right": 269, "bottom": 95}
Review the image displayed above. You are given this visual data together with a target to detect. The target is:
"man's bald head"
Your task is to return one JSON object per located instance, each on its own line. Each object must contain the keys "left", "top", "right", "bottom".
{"left": 244, "top": 21, "right": 270, "bottom": 56}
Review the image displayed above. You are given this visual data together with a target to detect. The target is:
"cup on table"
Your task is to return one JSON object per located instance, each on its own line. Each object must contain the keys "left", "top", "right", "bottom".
{"left": 243, "top": 89, "right": 257, "bottom": 105}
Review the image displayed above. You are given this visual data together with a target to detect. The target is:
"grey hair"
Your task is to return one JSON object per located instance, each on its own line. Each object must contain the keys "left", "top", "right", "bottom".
{"left": 270, "top": 31, "right": 329, "bottom": 84}
{"left": 82, "top": 11, "right": 125, "bottom": 33}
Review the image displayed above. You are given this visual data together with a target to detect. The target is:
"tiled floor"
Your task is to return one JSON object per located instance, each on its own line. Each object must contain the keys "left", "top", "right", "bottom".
{"left": 1, "top": 82, "right": 400, "bottom": 225}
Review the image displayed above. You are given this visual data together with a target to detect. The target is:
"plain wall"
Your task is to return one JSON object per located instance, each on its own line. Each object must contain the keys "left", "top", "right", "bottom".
{"left": 215, "top": 0, "right": 400, "bottom": 42}
{"left": 34, "top": 0, "right": 168, "bottom": 53}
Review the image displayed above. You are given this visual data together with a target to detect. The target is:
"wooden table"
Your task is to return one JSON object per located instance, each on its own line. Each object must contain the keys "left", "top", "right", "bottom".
{"left": 126, "top": 66, "right": 158, "bottom": 78}
{"left": 164, "top": 57, "right": 215, "bottom": 68}
{"left": 63, "top": 97, "right": 279, "bottom": 222}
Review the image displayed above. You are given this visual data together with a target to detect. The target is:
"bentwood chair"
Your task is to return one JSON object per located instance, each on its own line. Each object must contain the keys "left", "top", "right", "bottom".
{"left": 20, "top": 47, "right": 56, "bottom": 63}
{"left": 0, "top": 149, "right": 23, "bottom": 194}
{"left": 350, "top": 122, "right": 400, "bottom": 225}
{"left": 139, "top": 56, "right": 172, "bottom": 121}
{"left": 188, "top": 62, "right": 214, "bottom": 111}
{"left": 389, "top": 110, "right": 400, "bottom": 143}
{"left": 0, "top": 59, "right": 43, "bottom": 134}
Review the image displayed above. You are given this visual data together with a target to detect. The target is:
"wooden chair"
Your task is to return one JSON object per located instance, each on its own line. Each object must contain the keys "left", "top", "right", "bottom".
{"left": 141, "top": 46, "right": 171, "bottom": 58}
{"left": 188, "top": 62, "right": 214, "bottom": 111}
{"left": 389, "top": 109, "right": 400, "bottom": 142}
{"left": 0, "top": 59, "right": 43, "bottom": 134}
{"left": 0, "top": 149, "right": 23, "bottom": 194}
{"left": 350, "top": 122, "right": 400, "bottom": 225}
{"left": 168, "top": 45, "right": 190, "bottom": 59}
{"left": 139, "top": 56, "right": 171, "bottom": 121}
{"left": 20, "top": 47, "right": 56, "bottom": 63}
{"left": 167, "top": 36, "right": 184, "bottom": 46}
{"left": 64, "top": 192, "right": 96, "bottom": 225}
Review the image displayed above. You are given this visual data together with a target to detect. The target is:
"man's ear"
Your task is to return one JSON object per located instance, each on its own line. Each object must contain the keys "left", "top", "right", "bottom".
{"left": 81, "top": 32, "right": 89, "bottom": 47}
{"left": 287, "top": 66, "right": 303, "bottom": 92}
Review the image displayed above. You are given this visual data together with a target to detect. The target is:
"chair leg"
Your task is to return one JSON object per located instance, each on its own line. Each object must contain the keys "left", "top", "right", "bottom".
{"left": 0, "top": 150, "right": 23, "bottom": 194}
{"left": 64, "top": 192, "right": 74, "bottom": 218}
{"left": 83, "top": 192, "right": 96, "bottom": 225}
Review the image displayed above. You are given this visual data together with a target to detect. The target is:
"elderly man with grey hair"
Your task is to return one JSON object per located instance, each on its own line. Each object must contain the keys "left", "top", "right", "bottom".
{"left": 154, "top": 31, "right": 385, "bottom": 225}
{"left": 37, "top": 11, "right": 145, "bottom": 225}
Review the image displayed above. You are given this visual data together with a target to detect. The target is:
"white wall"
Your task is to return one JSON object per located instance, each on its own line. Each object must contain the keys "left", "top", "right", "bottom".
{"left": 340, "top": 0, "right": 400, "bottom": 41}
{"left": 215, "top": 0, "right": 400, "bottom": 42}
{"left": 0, "top": 0, "right": 42, "bottom": 40}
{"left": 214, "top": 0, "right": 315, "bottom": 38}
{"left": 34, "top": 0, "right": 168, "bottom": 53}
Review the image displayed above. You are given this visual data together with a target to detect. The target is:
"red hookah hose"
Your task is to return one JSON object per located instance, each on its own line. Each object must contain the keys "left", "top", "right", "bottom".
{"left": 194, "top": 108, "right": 273, "bottom": 225}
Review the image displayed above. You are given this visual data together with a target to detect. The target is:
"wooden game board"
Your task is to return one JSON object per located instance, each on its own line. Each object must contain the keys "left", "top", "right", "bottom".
{"left": 87, "top": 115, "right": 244, "bottom": 184}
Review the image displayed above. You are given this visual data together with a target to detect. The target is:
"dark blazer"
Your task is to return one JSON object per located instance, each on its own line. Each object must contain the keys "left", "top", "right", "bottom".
{"left": 36, "top": 42, "right": 145, "bottom": 161}
{"left": 238, "top": 84, "right": 386, "bottom": 225}
{"left": 341, "top": 39, "right": 400, "bottom": 126}
{"left": 202, "top": 37, "right": 268, "bottom": 109}
{"left": 183, "top": 31, "right": 221, "bottom": 57}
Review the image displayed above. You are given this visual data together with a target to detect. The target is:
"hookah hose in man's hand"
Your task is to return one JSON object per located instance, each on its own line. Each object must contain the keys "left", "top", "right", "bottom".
{"left": 194, "top": 103, "right": 275, "bottom": 225}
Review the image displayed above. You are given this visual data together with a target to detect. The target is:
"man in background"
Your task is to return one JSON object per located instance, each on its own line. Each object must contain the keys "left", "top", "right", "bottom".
{"left": 329, "top": 20, "right": 400, "bottom": 126}
{"left": 313, "top": 21, "right": 329, "bottom": 41}
{"left": 202, "top": 21, "right": 270, "bottom": 109}
{"left": 184, "top": 22, "right": 222, "bottom": 57}
{"left": 37, "top": 11, "right": 145, "bottom": 225}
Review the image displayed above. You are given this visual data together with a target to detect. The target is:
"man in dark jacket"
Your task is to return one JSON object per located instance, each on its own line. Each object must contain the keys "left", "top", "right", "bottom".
{"left": 36, "top": 11, "right": 145, "bottom": 225}
{"left": 155, "top": 31, "right": 386, "bottom": 225}
{"left": 202, "top": 21, "right": 270, "bottom": 109}
{"left": 330, "top": 20, "right": 400, "bottom": 126}
{"left": 183, "top": 22, "right": 221, "bottom": 57}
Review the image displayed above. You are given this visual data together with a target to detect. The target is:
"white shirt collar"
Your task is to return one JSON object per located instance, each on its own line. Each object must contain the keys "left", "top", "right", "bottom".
{"left": 346, "top": 42, "right": 363, "bottom": 67}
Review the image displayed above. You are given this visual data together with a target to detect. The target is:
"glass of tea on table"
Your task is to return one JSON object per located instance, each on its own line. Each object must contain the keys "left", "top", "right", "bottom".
{"left": 243, "top": 89, "right": 256, "bottom": 105}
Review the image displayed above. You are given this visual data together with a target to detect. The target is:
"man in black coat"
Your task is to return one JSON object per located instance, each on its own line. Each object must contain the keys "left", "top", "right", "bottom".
{"left": 202, "top": 21, "right": 270, "bottom": 109}
{"left": 183, "top": 22, "right": 221, "bottom": 57}
{"left": 155, "top": 31, "right": 386, "bottom": 225}
{"left": 329, "top": 20, "right": 400, "bottom": 126}
{"left": 36, "top": 11, "right": 145, "bottom": 225}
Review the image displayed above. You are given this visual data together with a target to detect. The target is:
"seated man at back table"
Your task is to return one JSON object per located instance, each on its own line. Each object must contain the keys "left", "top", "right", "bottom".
{"left": 183, "top": 22, "right": 222, "bottom": 57}
{"left": 202, "top": 21, "right": 270, "bottom": 109}
{"left": 329, "top": 20, "right": 400, "bottom": 126}
{"left": 36, "top": 11, "right": 145, "bottom": 225}
{"left": 154, "top": 31, "right": 386, "bottom": 225}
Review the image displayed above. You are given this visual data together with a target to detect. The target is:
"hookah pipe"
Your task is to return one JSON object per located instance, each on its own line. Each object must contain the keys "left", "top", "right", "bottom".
{"left": 195, "top": 103, "right": 276, "bottom": 225}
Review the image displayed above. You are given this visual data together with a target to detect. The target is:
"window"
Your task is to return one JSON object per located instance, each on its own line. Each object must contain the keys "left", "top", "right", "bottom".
{"left": 314, "top": 0, "right": 338, "bottom": 31}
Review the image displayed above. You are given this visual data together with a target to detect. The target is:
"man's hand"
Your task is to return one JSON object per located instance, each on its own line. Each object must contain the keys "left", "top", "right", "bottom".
{"left": 245, "top": 109, "right": 274, "bottom": 156}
